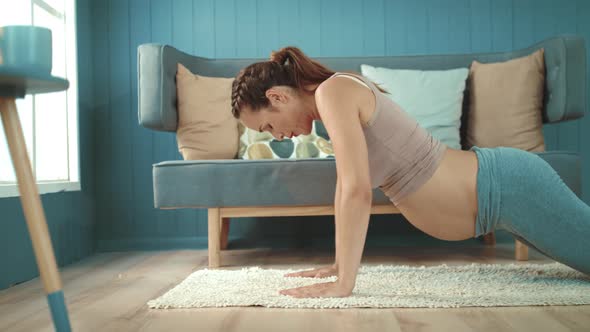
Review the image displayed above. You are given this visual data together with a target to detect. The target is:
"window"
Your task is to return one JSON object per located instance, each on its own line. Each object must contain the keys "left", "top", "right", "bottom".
{"left": 0, "top": 0, "right": 79, "bottom": 198}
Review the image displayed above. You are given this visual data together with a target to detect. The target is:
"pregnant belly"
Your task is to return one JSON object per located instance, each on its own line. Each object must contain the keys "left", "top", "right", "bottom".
{"left": 395, "top": 148, "right": 479, "bottom": 241}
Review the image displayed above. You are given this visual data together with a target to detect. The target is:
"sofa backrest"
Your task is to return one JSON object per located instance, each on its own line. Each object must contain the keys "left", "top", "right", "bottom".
{"left": 137, "top": 35, "right": 586, "bottom": 133}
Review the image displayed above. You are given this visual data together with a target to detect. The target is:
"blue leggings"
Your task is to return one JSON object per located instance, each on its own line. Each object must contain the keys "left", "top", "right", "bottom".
{"left": 471, "top": 146, "right": 590, "bottom": 276}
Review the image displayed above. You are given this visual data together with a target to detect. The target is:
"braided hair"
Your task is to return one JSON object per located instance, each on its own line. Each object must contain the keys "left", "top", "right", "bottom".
{"left": 230, "top": 46, "right": 387, "bottom": 119}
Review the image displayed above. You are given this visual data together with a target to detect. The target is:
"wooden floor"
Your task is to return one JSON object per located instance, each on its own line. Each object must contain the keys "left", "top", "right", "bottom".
{"left": 1, "top": 242, "right": 589, "bottom": 332}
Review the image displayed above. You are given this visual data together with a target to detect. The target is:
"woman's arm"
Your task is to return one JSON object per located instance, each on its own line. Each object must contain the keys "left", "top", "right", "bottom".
{"left": 334, "top": 187, "right": 372, "bottom": 292}
{"left": 334, "top": 176, "right": 341, "bottom": 268}
{"left": 283, "top": 179, "right": 341, "bottom": 279}
{"left": 317, "top": 77, "right": 373, "bottom": 292}
{"left": 282, "top": 179, "right": 341, "bottom": 279}
{"left": 279, "top": 77, "right": 373, "bottom": 297}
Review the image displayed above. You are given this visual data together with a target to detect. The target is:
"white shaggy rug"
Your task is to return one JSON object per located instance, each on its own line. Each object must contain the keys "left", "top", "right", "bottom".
{"left": 147, "top": 262, "right": 590, "bottom": 309}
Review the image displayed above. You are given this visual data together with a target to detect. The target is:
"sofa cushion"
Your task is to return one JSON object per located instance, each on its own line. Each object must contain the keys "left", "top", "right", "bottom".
{"left": 360, "top": 64, "right": 469, "bottom": 150}
{"left": 465, "top": 49, "right": 546, "bottom": 152}
{"left": 175, "top": 63, "right": 239, "bottom": 160}
{"left": 153, "top": 158, "right": 391, "bottom": 208}
{"left": 152, "top": 152, "right": 580, "bottom": 208}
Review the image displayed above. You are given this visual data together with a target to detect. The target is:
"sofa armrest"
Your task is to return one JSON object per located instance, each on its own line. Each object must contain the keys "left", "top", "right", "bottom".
{"left": 136, "top": 44, "right": 188, "bottom": 132}
{"left": 532, "top": 35, "right": 586, "bottom": 123}
{"left": 137, "top": 44, "right": 255, "bottom": 132}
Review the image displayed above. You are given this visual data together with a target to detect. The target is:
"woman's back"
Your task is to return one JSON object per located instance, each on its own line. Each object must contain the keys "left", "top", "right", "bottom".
{"left": 329, "top": 72, "right": 479, "bottom": 241}
{"left": 328, "top": 72, "right": 447, "bottom": 205}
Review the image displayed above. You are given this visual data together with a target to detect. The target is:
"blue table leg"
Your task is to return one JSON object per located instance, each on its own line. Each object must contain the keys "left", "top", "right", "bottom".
{"left": 48, "top": 291, "right": 71, "bottom": 332}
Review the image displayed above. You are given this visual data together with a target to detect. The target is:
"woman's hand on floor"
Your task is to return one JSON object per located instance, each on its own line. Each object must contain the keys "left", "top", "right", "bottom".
{"left": 279, "top": 281, "right": 352, "bottom": 298}
{"left": 283, "top": 264, "right": 338, "bottom": 278}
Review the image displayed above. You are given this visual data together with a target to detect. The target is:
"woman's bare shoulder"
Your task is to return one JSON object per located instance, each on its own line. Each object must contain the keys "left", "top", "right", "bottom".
{"left": 316, "top": 75, "right": 371, "bottom": 105}
{"left": 316, "top": 75, "right": 375, "bottom": 126}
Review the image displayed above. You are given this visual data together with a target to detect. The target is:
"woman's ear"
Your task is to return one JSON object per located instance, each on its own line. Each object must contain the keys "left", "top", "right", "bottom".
{"left": 266, "top": 87, "right": 287, "bottom": 105}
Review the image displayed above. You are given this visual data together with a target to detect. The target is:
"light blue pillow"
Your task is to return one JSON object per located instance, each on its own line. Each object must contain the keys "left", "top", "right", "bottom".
{"left": 360, "top": 64, "right": 469, "bottom": 150}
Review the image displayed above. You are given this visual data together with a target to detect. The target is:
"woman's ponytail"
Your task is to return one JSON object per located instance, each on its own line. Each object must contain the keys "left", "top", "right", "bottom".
{"left": 269, "top": 46, "right": 335, "bottom": 93}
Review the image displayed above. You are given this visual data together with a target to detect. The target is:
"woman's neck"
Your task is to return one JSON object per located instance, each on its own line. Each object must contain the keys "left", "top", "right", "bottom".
{"left": 303, "top": 83, "right": 322, "bottom": 121}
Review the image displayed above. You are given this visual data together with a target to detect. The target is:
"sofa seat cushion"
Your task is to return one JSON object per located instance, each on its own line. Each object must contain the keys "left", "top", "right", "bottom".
{"left": 153, "top": 158, "right": 392, "bottom": 208}
{"left": 152, "top": 152, "right": 580, "bottom": 209}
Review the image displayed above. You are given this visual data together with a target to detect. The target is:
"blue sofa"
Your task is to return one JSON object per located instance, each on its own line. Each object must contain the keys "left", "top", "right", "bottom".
{"left": 137, "top": 35, "right": 586, "bottom": 268}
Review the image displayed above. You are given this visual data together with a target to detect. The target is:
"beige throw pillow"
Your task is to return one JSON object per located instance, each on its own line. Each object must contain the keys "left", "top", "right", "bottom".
{"left": 465, "top": 49, "right": 545, "bottom": 152}
{"left": 176, "top": 63, "right": 239, "bottom": 159}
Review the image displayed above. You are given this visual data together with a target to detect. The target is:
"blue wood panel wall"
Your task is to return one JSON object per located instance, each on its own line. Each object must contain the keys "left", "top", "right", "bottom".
{"left": 0, "top": 0, "right": 96, "bottom": 290}
{"left": 85, "top": 0, "right": 589, "bottom": 251}
{"left": 3, "top": 1, "right": 589, "bottom": 289}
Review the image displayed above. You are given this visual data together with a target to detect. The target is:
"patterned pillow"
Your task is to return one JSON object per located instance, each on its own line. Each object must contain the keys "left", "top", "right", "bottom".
{"left": 238, "top": 120, "right": 335, "bottom": 159}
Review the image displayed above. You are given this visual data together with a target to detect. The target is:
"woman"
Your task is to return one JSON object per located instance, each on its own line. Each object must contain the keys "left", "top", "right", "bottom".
{"left": 230, "top": 46, "right": 590, "bottom": 299}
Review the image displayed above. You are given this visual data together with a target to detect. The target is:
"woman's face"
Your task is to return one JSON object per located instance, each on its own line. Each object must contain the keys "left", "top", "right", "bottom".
{"left": 239, "top": 86, "right": 314, "bottom": 140}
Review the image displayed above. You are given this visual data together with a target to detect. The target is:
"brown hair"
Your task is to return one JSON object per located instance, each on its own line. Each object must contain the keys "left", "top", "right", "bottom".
{"left": 230, "top": 46, "right": 388, "bottom": 119}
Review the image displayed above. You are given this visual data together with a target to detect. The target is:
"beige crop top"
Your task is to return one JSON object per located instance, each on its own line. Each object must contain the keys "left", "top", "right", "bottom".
{"left": 328, "top": 72, "right": 447, "bottom": 205}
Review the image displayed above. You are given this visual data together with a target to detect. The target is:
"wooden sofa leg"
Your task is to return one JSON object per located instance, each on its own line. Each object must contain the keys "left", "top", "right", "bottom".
{"left": 482, "top": 232, "right": 496, "bottom": 245}
{"left": 515, "top": 239, "right": 529, "bottom": 261}
{"left": 208, "top": 208, "right": 221, "bottom": 268}
{"left": 220, "top": 218, "right": 230, "bottom": 250}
